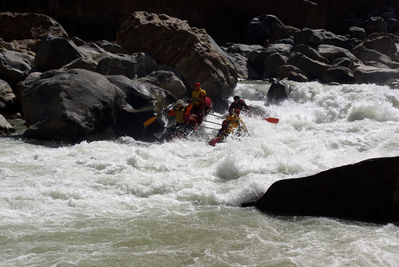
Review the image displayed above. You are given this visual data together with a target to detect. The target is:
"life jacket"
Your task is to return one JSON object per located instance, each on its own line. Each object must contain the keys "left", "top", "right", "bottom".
{"left": 168, "top": 105, "right": 191, "bottom": 124}
{"left": 192, "top": 88, "right": 206, "bottom": 106}
{"left": 226, "top": 115, "right": 240, "bottom": 133}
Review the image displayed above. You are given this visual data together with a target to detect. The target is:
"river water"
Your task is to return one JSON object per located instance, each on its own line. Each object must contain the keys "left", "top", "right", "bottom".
{"left": 1, "top": 81, "right": 399, "bottom": 266}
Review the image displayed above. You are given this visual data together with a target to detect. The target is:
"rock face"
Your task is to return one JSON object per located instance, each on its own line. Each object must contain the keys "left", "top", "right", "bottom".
{"left": 243, "top": 156, "right": 399, "bottom": 223}
{"left": 20, "top": 69, "right": 119, "bottom": 141}
{"left": 117, "top": 11, "right": 238, "bottom": 101}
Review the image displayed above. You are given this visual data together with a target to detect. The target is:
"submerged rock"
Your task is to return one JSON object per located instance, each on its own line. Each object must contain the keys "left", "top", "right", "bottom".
{"left": 243, "top": 156, "right": 399, "bottom": 224}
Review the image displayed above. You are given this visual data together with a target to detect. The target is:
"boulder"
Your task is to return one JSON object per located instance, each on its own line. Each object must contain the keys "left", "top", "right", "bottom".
{"left": 95, "top": 40, "right": 125, "bottom": 54}
{"left": 348, "top": 26, "right": 366, "bottom": 40}
{"left": 267, "top": 80, "right": 289, "bottom": 102}
{"left": 224, "top": 44, "right": 263, "bottom": 57}
{"left": 387, "top": 18, "right": 399, "bottom": 34}
{"left": 354, "top": 65, "right": 399, "bottom": 84}
{"left": 321, "top": 66, "right": 355, "bottom": 84}
{"left": 106, "top": 75, "right": 175, "bottom": 140}
{"left": 276, "top": 65, "right": 308, "bottom": 82}
{"left": 363, "top": 35, "right": 397, "bottom": 58}
{"left": 0, "top": 48, "right": 34, "bottom": 86}
{"left": 20, "top": 69, "right": 120, "bottom": 141}
{"left": 292, "top": 44, "right": 329, "bottom": 64}
{"left": 0, "top": 114, "right": 15, "bottom": 136}
{"left": 245, "top": 14, "right": 285, "bottom": 44}
{"left": 294, "top": 28, "right": 356, "bottom": 50}
{"left": 242, "top": 156, "right": 399, "bottom": 223}
{"left": 287, "top": 53, "right": 330, "bottom": 80}
{"left": 363, "top": 16, "right": 387, "bottom": 34}
{"left": 270, "top": 25, "right": 300, "bottom": 42}
{"left": 139, "top": 70, "right": 186, "bottom": 98}
{"left": 95, "top": 52, "right": 160, "bottom": 78}
{"left": 317, "top": 44, "right": 359, "bottom": 63}
{"left": 228, "top": 53, "right": 249, "bottom": 79}
{"left": 78, "top": 43, "right": 107, "bottom": 59}
{"left": 34, "top": 35, "right": 85, "bottom": 72}
{"left": 248, "top": 44, "right": 292, "bottom": 74}
{"left": 352, "top": 45, "right": 399, "bottom": 69}
{"left": 62, "top": 57, "right": 98, "bottom": 72}
{"left": 0, "top": 12, "right": 68, "bottom": 55}
{"left": 0, "top": 79, "right": 17, "bottom": 115}
{"left": 117, "top": 11, "right": 237, "bottom": 101}
{"left": 332, "top": 57, "right": 354, "bottom": 69}
{"left": 262, "top": 52, "right": 287, "bottom": 79}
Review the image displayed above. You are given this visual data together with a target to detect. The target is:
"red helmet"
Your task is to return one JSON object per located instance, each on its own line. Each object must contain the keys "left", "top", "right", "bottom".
{"left": 195, "top": 82, "right": 201, "bottom": 87}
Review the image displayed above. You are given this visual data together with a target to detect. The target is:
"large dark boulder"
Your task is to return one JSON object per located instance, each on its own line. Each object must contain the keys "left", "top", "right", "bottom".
{"left": 267, "top": 80, "right": 289, "bottom": 103}
{"left": 294, "top": 28, "right": 356, "bottom": 50}
{"left": 0, "top": 48, "right": 34, "bottom": 86}
{"left": 317, "top": 44, "right": 359, "bottom": 64}
{"left": 0, "top": 79, "right": 17, "bottom": 115}
{"left": 321, "top": 66, "right": 356, "bottom": 84}
{"left": 243, "top": 156, "right": 399, "bottom": 223}
{"left": 348, "top": 26, "right": 366, "bottom": 40}
{"left": 139, "top": 70, "right": 186, "bottom": 98}
{"left": 287, "top": 53, "right": 330, "bottom": 80}
{"left": 352, "top": 45, "right": 399, "bottom": 69}
{"left": 276, "top": 65, "right": 308, "bottom": 82}
{"left": 20, "top": 69, "right": 120, "bottom": 141}
{"left": 354, "top": 65, "right": 399, "bottom": 84}
{"left": 34, "top": 35, "right": 85, "bottom": 72}
{"left": 117, "top": 11, "right": 237, "bottom": 101}
{"left": 245, "top": 14, "right": 285, "bottom": 44}
{"left": 363, "top": 16, "right": 387, "bottom": 34}
{"left": 262, "top": 52, "right": 287, "bottom": 79}
{"left": 292, "top": 44, "right": 329, "bottom": 64}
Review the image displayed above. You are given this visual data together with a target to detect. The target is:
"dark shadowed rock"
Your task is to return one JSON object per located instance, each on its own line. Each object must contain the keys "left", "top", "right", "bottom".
{"left": 0, "top": 79, "right": 17, "bottom": 115}
{"left": 0, "top": 114, "right": 14, "bottom": 136}
{"left": 387, "top": 18, "right": 399, "bottom": 34}
{"left": 270, "top": 25, "right": 300, "bottom": 42}
{"left": 294, "top": 28, "right": 356, "bottom": 50}
{"left": 262, "top": 52, "right": 287, "bottom": 79}
{"left": 317, "top": 44, "right": 359, "bottom": 63}
{"left": 228, "top": 53, "right": 249, "bottom": 79}
{"left": 321, "top": 66, "right": 355, "bottom": 84}
{"left": 0, "top": 48, "right": 34, "bottom": 86}
{"left": 246, "top": 14, "right": 285, "bottom": 44}
{"left": 352, "top": 45, "right": 399, "bottom": 69}
{"left": 292, "top": 44, "right": 329, "bottom": 64}
{"left": 117, "top": 11, "right": 237, "bottom": 101}
{"left": 276, "top": 65, "right": 308, "bottom": 82}
{"left": 363, "top": 35, "right": 397, "bottom": 58}
{"left": 242, "top": 156, "right": 399, "bottom": 224}
{"left": 95, "top": 52, "right": 160, "bottom": 78}
{"left": 95, "top": 40, "right": 125, "bottom": 54}
{"left": 34, "top": 35, "right": 84, "bottom": 72}
{"left": 248, "top": 44, "right": 292, "bottom": 75}
{"left": 20, "top": 69, "right": 119, "bottom": 141}
{"left": 62, "top": 57, "right": 98, "bottom": 72}
{"left": 348, "top": 26, "right": 366, "bottom": 40}
{"left": 363, "top": 16, "right": 387, "bottom": 34}
{"left": 332, "top": 57, "right": 354, "bottom": 69}
{"left": 267, "top": 80, "right": 289, "bottom": 102}
{"left": 224, "top": 44, "right": 264, "bottom": 57}
{"left": 287, "top": 53, "right": 330, "bottom": 79}
{"left": 78, "top": 43, "right": 106, "bottom": 59}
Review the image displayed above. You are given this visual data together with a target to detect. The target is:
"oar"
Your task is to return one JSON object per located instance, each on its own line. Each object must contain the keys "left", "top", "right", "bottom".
{"left": 264, "top": 117, "right": 279, "bottom": 123}
{"left": 143, "top": 115, "right": 158, "bottom": 127}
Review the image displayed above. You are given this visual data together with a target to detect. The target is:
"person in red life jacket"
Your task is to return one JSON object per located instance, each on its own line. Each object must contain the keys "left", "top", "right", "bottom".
{"left": 191, "top": 82, "right": 207, "bottom": 117}
{"left": 228, "top": 96, "right": 250, "bottom": 116}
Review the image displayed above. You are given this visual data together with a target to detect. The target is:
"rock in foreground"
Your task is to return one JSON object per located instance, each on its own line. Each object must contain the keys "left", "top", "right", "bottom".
{"left": 243, "top": 157, "right": 399, "bottom": 223}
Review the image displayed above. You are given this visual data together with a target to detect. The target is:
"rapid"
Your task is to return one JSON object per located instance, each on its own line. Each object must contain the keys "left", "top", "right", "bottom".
{"left": 1, "top": 81, "right": 399, "bottom": 266}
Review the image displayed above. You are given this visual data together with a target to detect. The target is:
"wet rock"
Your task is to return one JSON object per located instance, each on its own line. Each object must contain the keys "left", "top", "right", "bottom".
{"left": 287, "top": 53, "right": 330, "bottom": 80}
{"left": 246, "top": 14, "right": 285, "bottom": 44}
{"left": 0, "top": 79, "right": 17, "bottom": 115}
{"left": 242, "top": 156, "right": 399, "bottom": 224}
{"left": 0, "top": 48, "right": 34, "bottom": 86}
{"left": 0, "top": 114, "right": 15, "bottom": 136}
{"left": 20, "top": 69, "right": 119, "bottom": 141}
{"left": 34, "top": 35, "right": 84, "bottom": 72}
{"left": 267, "top": 80, "right": 289, "bottom": 102}
{"left": 117, "top": 11, "right": 237, "bottom": 100}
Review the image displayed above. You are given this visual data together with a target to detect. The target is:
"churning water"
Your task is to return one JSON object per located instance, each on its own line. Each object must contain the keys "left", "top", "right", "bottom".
{"left": 2, "top": 81, "right": 399, "bottom": 266}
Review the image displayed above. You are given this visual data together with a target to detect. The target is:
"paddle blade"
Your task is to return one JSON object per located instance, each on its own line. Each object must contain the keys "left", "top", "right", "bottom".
{"left": 143, "top": 116, "right": 157, "bottom": 127}
{"left": 264, "top": 117, "right": 279, "bottom": 123}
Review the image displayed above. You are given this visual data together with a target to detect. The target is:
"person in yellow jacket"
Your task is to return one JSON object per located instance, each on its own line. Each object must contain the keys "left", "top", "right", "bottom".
{"left": 191, "top": 82, "right": 207, "bottom": 116}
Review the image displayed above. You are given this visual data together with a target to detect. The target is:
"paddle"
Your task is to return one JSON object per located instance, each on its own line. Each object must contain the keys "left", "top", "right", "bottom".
{"left": 143, "top": 115, "right": 158, "bottom": 127}
{"left": 264, "top": 117, "right": 279, "bottom": 123}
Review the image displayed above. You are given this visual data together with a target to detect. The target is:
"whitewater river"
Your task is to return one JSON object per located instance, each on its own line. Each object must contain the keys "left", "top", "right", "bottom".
{"left": 2, "top": 81, "right": 399, "bottom": 266}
